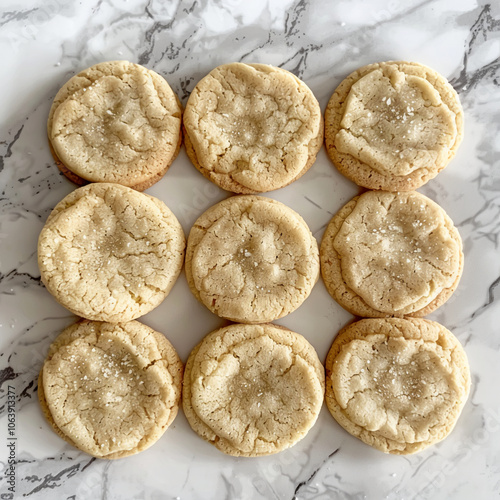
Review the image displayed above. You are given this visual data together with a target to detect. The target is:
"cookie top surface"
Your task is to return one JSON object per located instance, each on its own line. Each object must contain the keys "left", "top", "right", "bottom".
{"left": 48, "top": 61, "right": 182, "bottom": 187}
{"left": 325, "top": 318, "right": 470, "bottom": 454}
{"left": 183, "top": 63, "right": 323, "bottom": 193}
{"left": 38, "top": 183, "right": 185, "bottom": 322}
{"left": 186, "top": 195, "right": 320, "bottom": 323}
{"left": 39, "top": 320, "right": 183, "bottom": 459}
{"left": 183, "top": 323, "right": 325, "bottom": 456}
{"left": 325, "top": 61, "right": 463, "bottom": 191}
{"left": 320, "top": 191, "right": 463, "bottom": 317}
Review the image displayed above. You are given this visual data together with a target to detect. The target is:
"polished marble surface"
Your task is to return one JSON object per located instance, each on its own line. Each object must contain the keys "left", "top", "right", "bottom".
{"left": 0, "top": 0, "right": 499, "bottom": 498}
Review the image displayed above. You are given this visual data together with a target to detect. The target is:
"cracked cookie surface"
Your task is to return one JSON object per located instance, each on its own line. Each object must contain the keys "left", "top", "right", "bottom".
{"left": 183, "top": 323, "right": 325, "bottom": 456}
{"left": 48, "top": 60, "right": 182, "bottom": 190}
{"left": 183, "top": 63, "right": 323, "bottom": 193}
{"left": 320, "top": 191, "right": 463, "bottom": 317}
{"left": 325, "top": 61, "right": 463, "bottom": 191}
{"left": 185, "top": 195, "right": 320, "bottom": 323}
{"left": 325, "top": 318, "right": 470, "bottom": 454}
{"left": 38, "top": 183, "right": 185, "bottom": 322}
{"left": 38, "top": 319, "right": 183, "bottom": 459}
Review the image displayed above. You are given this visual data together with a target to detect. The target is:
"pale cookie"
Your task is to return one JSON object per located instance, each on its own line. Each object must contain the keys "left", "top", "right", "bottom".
{"left": 38, "top": 320, "right": 183, "bottom": 459}
{"left": 38, "top": 183, "right": 185, "bottom": 322}
{"left": 325, "top": 61, "right": 464, "bottom": 191}
{"left": 183, "top": 323, "right": 325, "bottom": 456}
{"left": 48, "top": 60, "right": 182, "bottom": 190}
{"left": 325, "top": 318, "right": 470, "bottom": 454}
{"left": 183, "top": 63, "right": 323, "bottom": 193}
{"left": 320, "top": 191, "right": 463, "bottom": 317}
{"left": 185, "top": 195, "right": 320, "bottom": 323}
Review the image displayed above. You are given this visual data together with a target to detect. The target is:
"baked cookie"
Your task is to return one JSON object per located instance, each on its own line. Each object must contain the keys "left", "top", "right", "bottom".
{"left": 325, "top": 318, "right": 470, "bottom": 454}
{"left": 48, "top": 61, "right": 182, "bottom": 191}
{"left": 183, "top": 63, "right": 323, "bottom": 193}
{"left": 325, "top": 61, "right": 464, "bottom": 191}
{"left": 38, "top": 183, "right": 185, "bottom": 322}
{"left": 183, "top": 323, "right": 325, "bottom": 456}
{"left": 320, "top": 191, "right": 463, "bottom": 317}
{"left": 38, "top": 320, "right": 183, "bottom": 459}
{"left": 185, "top": 195, "right": 319, "bottom": 323}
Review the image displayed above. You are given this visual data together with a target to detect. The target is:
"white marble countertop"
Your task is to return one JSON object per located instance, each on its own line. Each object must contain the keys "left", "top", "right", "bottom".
{"left": 0, "top": 0, "right": 499, "bottom": 498}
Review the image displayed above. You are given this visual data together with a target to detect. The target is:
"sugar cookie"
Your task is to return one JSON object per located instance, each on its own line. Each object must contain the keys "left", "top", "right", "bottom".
{"left": 325, "top": 318, "right": 470, "bottom": 454}
{"left": 325, "top": 61, "right": 463, "bottom": 190}
{"left": 183, "top": 323, "right": 325, "bottom": 456}
{"left": 48, "top": 61, "right": 182, "bottom": 190}
{"left": 38, "top": 183, "right": 185, "bottom": 322}
{"left": 38, "top": 320, "right": 183, "bottom": 459}
{"left": 184, "top": 63, "right": 323, "bottom": 193}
